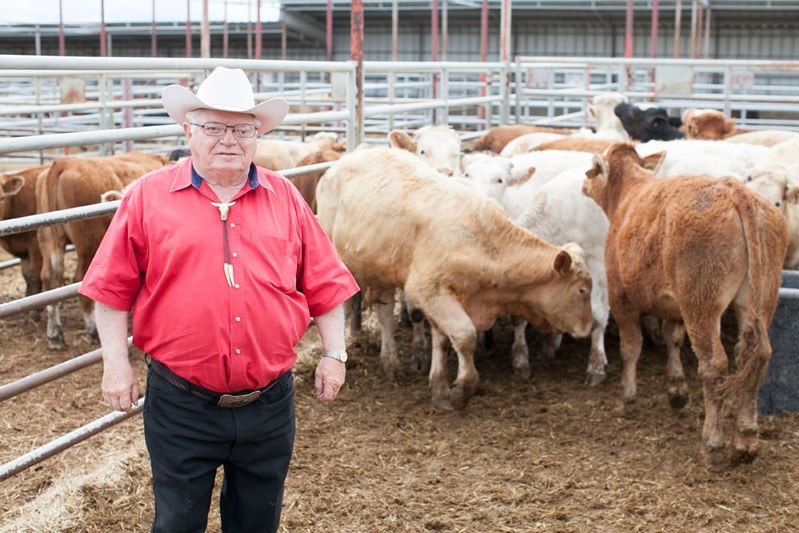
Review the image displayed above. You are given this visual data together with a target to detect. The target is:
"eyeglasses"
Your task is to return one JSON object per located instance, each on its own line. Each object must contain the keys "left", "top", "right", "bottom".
{"left": 190, "top": 122, "right": 258, "bottom": 138}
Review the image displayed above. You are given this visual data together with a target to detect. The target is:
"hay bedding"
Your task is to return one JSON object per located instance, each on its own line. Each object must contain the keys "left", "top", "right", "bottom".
{"left": 1, "top": 252, "right": 799, "bottom": 532}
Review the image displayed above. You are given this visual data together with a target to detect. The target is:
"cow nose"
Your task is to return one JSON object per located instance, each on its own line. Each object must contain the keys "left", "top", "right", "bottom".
{"left": 438, "top": 168, "right": 454, "bottom": 177}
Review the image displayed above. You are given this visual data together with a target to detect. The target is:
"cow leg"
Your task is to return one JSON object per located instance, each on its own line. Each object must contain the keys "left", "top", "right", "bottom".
{"left": 74, "top": 249, "right": 99, "bottom": 343}
{"left": 510, "top": 316, "right": 531, "bottom": 379}
{"left": 685, "top": 318, "right": 729, "bottom": 468}
{"left": 662, "top": 320, "right": 689, "bottom": 409}
{"left": 428, "top": 325, "right": 452, "bottom": 410}
{"left": 420, "top": 294, "right": 478, "bottom": 411}
{"left": 585, "top": 322, "right": 608, "bottom": 386}
{"left": 376, "top": 296, "right": 400, "bottom": 382}
{"left": 39, "top": 228, "right": 67, "bottom": 350}
{"left": 20, "top": 255, "right": 43, "bottom": 322}
{"left": 405, "top": 298, "right": 430, "bottom": 373}
{"left": 345, "top": 292, "right": 363, "bottom": 336}
{"left": 615, "top": 310, "right": 643, "bottom": 413}
{"left": 730, "top": 319, "right": 771, "bottom": 465}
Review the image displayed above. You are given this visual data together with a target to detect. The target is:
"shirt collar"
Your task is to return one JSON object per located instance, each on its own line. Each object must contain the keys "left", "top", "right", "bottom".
{"left": 190, "top": 163, "right": 259, "bottom": 190}
{"left": 169, "top": 157, "right": 276, "bottom": 196}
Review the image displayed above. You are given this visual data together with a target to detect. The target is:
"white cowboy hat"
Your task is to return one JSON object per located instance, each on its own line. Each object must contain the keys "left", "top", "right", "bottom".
{"left": 162, "top": 66, "right": 288, "bottom": 136}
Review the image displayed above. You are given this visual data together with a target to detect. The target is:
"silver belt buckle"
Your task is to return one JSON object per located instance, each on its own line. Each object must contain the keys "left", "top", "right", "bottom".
{"left": 217, "top": 390, "right": 261, "bottom": 408}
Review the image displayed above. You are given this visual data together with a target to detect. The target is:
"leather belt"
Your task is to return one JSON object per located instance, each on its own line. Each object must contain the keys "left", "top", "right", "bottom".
{"left": 145, "top": 354, "right": 283, "bottom": 408}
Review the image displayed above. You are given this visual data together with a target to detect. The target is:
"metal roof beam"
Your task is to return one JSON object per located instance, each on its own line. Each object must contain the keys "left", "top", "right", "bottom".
{"left": 282, "top": 11, "right": 326, "bottom": 45}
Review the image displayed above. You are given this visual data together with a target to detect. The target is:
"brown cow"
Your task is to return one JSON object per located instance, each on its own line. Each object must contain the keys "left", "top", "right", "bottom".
{"left": 37, "top": 151, "right": 168, "bottom": 349}
{"left": 470, "top": 124, "right": 576, "bottom": 153}
{"left": 253, "top": 131, "right": 344, "bottom": 171}
{"left": 583, "top": 143, "right": 788, "bottom": 467}
{"left": 681, "top": 108, "right": 750, "bottom": 140}
{"left": 289, "top": 149, "right": 341, "bottom": 213}
{"left": 0, "top": 165, "right": 49, "bottom": 298}
{"left": 316, "top": 146, "right": 593, "bottom": 410}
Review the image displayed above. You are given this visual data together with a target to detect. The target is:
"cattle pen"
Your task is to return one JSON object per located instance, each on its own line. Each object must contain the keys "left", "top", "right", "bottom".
{"left": 2, "top": 54, "right": 799, "bottom": 531}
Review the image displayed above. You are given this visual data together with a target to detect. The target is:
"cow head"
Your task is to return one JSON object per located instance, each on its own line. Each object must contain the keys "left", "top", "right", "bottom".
{"left": 529, "top": 242, "right": 594, "bottom": 339}
{"left": 682, "top": 108, "right": 736, "bottom": 140}
{"left": 745, "top": 163, "right": 793, "bottom": 213}
{"left": 583, "top": 143, "right": 652, "bottom": 215}
{"left": 460, "top": 153, "right": 533, "bottom": 203}
{"left": 388, "top": 126, "right": 462, "bottom": 177}
{"left": 614, "top": 103, "right": 684, "bottom": 142}
{"left": 0, "top": 174, "right": 25, "bottom": 220}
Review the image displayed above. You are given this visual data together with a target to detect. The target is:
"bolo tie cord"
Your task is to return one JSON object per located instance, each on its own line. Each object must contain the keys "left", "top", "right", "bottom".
{"left": 211, "top": 201, "right": 236, "bottom": 287}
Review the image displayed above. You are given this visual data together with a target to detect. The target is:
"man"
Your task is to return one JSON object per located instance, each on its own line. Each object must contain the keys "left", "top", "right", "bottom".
{"left": 79, "top": 66, "right": 359, "bottom": 532}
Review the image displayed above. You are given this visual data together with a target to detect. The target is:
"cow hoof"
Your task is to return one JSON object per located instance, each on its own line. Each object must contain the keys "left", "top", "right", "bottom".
{"left": 701, "top": 443, "right": 727, "bottom": 470}
{"left": 513, "top": 364, "right": 532, "bottom": 380}
{"left": 449, "top": 386, "right": 471, "bottom": 411}
{"left": 730, "top": 443, "right": 759, "bottom": 465}
{"left": 47, "top": 334, "right": 67, "bottom": 351}
{"left": 431, "top": 397, "right": 453, "bottom": 411}
{"left": 668, "top": 391, "right": 689, "bottom": 410}
{"left": 585, "top": 370, "right": 607, "bottom": 387}
{"left": 616, "top": 397, "right": 635, "bottom": 415}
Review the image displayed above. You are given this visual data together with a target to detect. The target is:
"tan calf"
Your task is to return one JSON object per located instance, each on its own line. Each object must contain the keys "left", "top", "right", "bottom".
{"left": 37, "top": 151, "right": 168, "bottom": 349}
{"left": 583, "top": 143, "right": 787, "bottom": 467}
{"left": 316, "top": 147, "right": 593, "bottom": 410}
{"left": 535, "top": 136, "right": 621, "bottom": 154}
{"left": 290, "top": 149, "right": 341, "bottom": 213}
{"left": 470, "top": 124, "right": 576, "bottom": 153}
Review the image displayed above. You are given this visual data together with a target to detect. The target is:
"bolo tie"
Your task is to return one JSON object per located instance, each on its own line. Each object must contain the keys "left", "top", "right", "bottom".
{"left": 211, "top": 201, "right": 236, "bottom": 287}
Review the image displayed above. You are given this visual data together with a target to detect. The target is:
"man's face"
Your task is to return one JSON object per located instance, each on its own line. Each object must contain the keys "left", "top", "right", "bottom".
{"left": 184, "top": 109, "right": 258, "bottom": 178}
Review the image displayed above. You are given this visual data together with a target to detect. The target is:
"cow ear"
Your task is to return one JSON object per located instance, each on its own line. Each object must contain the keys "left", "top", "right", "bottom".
{"left": 553, "top": 248, "right": 573, "bottom": 275}
{"left": 786, "top": 186, "right": 799, "bottom": 204}
{"left": 724, "top": 118, "right": 737, "bottom": 135}
{"left": 587, "top": 104, "right": 597, "bottom": 120}
{"left": 1, "top": 175, "right": 24, "bottom": 197}
{"left": 506, "top": 163, "right": 534, "bottom": 187}
{"left": 682, "top": 108, "right": 697, "bottom": 123}
{"left": 387, "top": 130, "right": 416, "bottom": 152}
{"left": 586, "top": 154, "right": 607, "bottom": 180}
{"left": 641, "top": 151, "right": 666, "bottom": 173}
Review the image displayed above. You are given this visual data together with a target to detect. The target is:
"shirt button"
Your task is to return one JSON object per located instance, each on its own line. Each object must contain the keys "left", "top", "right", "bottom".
{"left": 235, "top": 316, "right": 241, "bottom": 322}
{"left": 230, "top": 223, "right": 236, "bottom": 228}
{"left": 232, "top": 252, "right": 238, "bottom": 258}
{"left": 235, "top": 348, "right": 241, "bottom": 354}
{"left": 235, "top": 283, "right": 240, "bottom": 289}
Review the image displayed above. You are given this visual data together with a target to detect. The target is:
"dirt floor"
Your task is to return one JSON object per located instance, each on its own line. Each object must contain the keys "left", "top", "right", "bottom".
{"left": 2, "top": 250, "right": 799, "bottom": 533}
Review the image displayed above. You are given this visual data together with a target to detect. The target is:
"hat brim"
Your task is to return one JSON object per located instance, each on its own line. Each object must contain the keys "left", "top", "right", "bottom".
{"left": 162, "top": 84, "right": 288, "bottom": 136}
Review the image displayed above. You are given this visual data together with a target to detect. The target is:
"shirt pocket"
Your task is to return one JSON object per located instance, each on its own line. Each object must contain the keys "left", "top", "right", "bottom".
{"left": 249, "top": 232, "right": 299, "bottom": 291}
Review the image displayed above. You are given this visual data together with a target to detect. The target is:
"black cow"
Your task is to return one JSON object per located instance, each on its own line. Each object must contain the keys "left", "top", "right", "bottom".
{"left": 614, "top": 103, "right": 684, "bottom": 142}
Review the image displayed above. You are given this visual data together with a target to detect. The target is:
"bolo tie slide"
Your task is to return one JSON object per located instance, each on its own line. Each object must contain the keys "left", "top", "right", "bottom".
{"left": 211, "top": 201, "right": 236, "bottom": 287}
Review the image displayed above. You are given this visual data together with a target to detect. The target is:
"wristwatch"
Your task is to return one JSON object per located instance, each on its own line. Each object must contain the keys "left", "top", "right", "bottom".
{"left": 322, "top": 350, "right": 348, "bottom": 363}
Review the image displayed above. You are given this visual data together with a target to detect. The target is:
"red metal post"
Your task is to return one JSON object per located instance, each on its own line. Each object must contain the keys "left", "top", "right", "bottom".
{"left": 480, "top": 0, "right": 488, "bottom": 62}
{"left": 431, "top": 0, "right": 439, "bottom": 61}
{"left": 185, "top": 0, "right": 192, "bottom": 58}
{"left": 650, "top": 0, "right": 659, "bottom": 58}
{"left": 673, "top": 0, "right": 682, "bottom": 58}
{"left": 100, "top": 0, "right": 107, "bottom": 57}
{"left": 624, "top": 0, "right": 633, "bottom": 58}
{"left": 256, "top": 0, "right": 262, "bottom": 60}
{"left": 499, "top": 0, "right": 511, "bottom": 63}
{"left": 151, "top": 0, "right": 158, "bottom": 57}
{"left": 351, "top": 0, "right": 364, "bottom": 145}
{"left": 201, "top": 0, "right": 210, "bottom": 58}
{"left": 326, "top": 0, "right": 333, "bottom": 61}
{"left": 223, "top": 0, "right": 229, "bottom": 58}
{"left": 247, "top": 0, "right": 252, "bottom": 59}
{"left": 58, "top": 0, "right": 65, "bottom": 56}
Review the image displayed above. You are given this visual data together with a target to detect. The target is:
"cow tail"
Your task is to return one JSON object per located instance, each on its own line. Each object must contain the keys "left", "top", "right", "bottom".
{"left": 720, "top": 188, "right": 786, "bottom": 399}
{"left": 40, "top": 158, "right": 69, "bottom": 213}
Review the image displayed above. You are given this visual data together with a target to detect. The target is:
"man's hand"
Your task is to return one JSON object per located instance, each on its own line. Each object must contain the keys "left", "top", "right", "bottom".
{"left": 314, "top": 356, "right": 346, "bottom": 402}
{"left": 102, "top": 355, "right": 139, "bottom": 413}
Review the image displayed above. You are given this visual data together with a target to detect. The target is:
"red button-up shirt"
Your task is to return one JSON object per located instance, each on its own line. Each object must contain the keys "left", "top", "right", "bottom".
{"left": 79, "top": 157, "right": 359, "bottom": 393}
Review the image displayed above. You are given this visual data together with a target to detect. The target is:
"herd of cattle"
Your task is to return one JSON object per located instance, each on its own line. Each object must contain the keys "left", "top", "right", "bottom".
{"left": 1, "top": 91, "right": 797, "bottom": 468}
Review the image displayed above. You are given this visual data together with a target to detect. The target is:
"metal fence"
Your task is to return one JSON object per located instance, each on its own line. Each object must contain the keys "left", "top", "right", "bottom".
{"left": 2, "top": 53, "right": 799, "bottom": 482}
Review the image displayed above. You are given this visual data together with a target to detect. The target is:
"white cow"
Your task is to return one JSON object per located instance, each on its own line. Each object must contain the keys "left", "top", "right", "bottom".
{"left": 586, "top": 92, "right": 630, "bottom": 141}
{"left": 388, "top": 125, "right": 462, "bottom": 177}
{"left": 745, "top": 162, "right": 799, "bottom": 269}
{"left": 316, "top": 146, "right": 593, "bottom": 409}
{"left": 514, "top": 167, "right": 611, "bottom": 384}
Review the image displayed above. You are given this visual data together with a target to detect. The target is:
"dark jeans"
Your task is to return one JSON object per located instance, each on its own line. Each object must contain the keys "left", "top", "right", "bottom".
{"left": 143, "top": 367, "right": 296, "bottom": 533}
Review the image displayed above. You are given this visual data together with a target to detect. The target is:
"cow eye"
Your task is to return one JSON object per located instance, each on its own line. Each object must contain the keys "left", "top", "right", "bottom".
{"left": 776, "top": 201, "right": 782, "bottom": 208}
{"left": 419, "top": 149, "right": 426, "bottom": 155}
{"left": 496, "top": 178, "right": 504, "bottom": 184}
{"left": 746, "top": 175, "right": 753, "bottom": 182}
